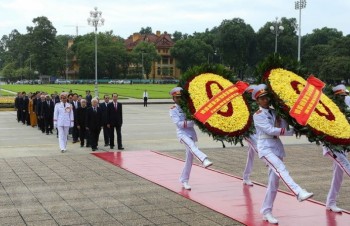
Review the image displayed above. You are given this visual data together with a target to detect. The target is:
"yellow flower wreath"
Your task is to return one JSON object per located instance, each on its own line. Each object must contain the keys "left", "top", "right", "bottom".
{"left": 268, "top": 68, "right": 350, "bottom": 143}
{"left": 187, "top": 73, "right": 251, "bottom": 135}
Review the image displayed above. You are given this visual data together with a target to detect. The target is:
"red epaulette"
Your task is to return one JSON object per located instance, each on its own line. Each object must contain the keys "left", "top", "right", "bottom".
{"left": 255, "top": 109, "right": 262, "bottom": 114}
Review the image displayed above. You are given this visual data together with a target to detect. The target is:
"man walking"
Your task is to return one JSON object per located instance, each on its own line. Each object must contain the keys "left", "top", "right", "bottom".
{"left": 86, "top": 98, "right": 102, "bottom": 151}
{"left": 169, "top": 87, "right": 213, "bottom": 190}
{"left": 42, "top": 95, "right": 54, "bottom": 135}
{"left": 76, "top": 99, "right": 89, "bottom": 148}
{"left": 54, "top": 92, "right": 74, "bottom": 153}
{"left": 107, "top": 93, "right": 124, "bottom": 150}
{"left": 252, "top": 84, "right": 313, "bottom": 224}
{"left": 99, "top": 94, "right": 110, "bottom": 147}
{"left": 71, "top": 93, "right": 80, "bottom": 143}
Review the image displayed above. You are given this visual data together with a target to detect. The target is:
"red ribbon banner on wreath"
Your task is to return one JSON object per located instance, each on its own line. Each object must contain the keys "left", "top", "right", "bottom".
{"left": 289, "top": 75, "right": 325, "bottom": 125}
{"left": 194, "top": 81, "right": 249, "bottom": 123}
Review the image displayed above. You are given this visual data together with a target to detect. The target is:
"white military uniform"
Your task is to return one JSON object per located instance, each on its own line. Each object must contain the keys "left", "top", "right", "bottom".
{"left": 54, "top": 102, "right": 74, "bottom": 151}
{"left": 243, "top": 134, "right": 258, "bottom": 181}
{"left": 345, "top": 95, "right": 350, "bottom": 107}
{"left": 323, "top": 87, "right": 350, "bottom": 209}
{"left": 169, "top": 103, "right": 208, "bottom": 183}
{"left": 254, "top": 107, "right": 303, "bottom": 215}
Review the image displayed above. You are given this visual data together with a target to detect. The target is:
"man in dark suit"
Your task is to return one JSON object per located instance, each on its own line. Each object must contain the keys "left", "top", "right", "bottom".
{"left": 76, "top": 99, "right": 89, "bottom": 148}
{"left": 86, "top": 98, "right": 102, "bottom": 151}
{"left": 42, "top": 95, "right": 55, "bottom": 135}
{"left": 37, "top": 94, "right": 46, "bottom": 133}
{"left": 21, "top": 92, "right": 30, "bottom": 125}
{"left": 14, "top": 92, "right": 21, "bottom": 122}
{"left": 99, "top": 94, "right": 110, "bottom": 147}
{"left": 71, "top": 93, "right": 80, "bottom": 143}
{"left": 107, "top": 93, "right": 124, "bottom": 150}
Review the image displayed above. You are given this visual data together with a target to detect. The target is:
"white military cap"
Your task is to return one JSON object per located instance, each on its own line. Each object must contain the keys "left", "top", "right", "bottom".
{"left": 169, "top": 87, "right": 183, "bottom": 97}
{"left": 245, "top": 84, "right": 257, "bottom": 93}
{"left": 252, "top": 84, "right": 268, "bottom": 100}
{"left": 332, "top": 84, "right": 348, "bottom": 95}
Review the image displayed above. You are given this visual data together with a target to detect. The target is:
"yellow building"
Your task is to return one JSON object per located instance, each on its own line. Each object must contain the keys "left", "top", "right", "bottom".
{"left": 124, "top": 31, "right": 181, "bottom": 80}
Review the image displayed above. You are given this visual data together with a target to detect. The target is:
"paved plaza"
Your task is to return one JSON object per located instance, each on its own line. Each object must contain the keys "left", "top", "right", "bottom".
{"left": 0, "top": 101, "right": 349, "bottom": 225}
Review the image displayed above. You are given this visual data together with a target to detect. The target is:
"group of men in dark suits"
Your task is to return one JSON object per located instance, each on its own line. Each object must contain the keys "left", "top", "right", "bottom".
{"left": 15, "top": 91, "right": 57, "bottom": 134}
{"left": 15, "top": 90, "right": 124, "bottom": 152}
{"left": 72, "top": 92, "right": 124, "bottom": 151}
{"left": 14, "top": 91, "right": 30, "bottom": 125}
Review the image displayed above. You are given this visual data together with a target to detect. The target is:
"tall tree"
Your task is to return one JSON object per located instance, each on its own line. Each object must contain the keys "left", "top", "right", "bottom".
{"left": 26, "top": 16, "right": 58, "bottom": 75}
{"left": 73, "top": 31, "right": 129, "bottom": 79}
{"left": 139, "top": 27, "right": 153, "bottom": 35}
{"left": 132, "top": 41, "right": 160, "bottom": 79}
{"left": 170, "top": 38, "right": 212, "bottom": 73}
{"left": 214, "top": 18, "right": 256, "bottom": 79}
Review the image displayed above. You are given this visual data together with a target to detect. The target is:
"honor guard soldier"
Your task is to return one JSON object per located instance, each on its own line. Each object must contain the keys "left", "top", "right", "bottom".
{"left": 321, "top": 84, "right": 350, "bottom": 213}
{"left": 242, "top": 85, "right": 259, "bottom": 186}
{"left": 169, "top": 87, "right": 213, "bottom": 190}
{"left": 54, "top": 92, "right": 74, "bottom": 153}
{"left": 252, "top": 84, "right": 313, "bottom": 224}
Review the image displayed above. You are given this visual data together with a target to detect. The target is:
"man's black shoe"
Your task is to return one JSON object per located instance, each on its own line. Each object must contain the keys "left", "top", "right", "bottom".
{"left": 118, "top": 147, "right": 124, "bottom": 150}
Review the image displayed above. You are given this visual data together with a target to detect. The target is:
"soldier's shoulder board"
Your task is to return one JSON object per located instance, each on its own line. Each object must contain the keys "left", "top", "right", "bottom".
{"left": 255, "top": 109, "right": 262, "bottom": 114}
{"left": 170, "top": 105, "right": 176, "bottom": 109}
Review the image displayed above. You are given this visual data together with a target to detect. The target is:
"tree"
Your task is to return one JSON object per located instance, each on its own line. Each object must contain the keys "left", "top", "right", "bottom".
{"left": 319, "top": 56, "right": 350, "bottom": 82}
{"left": 214, "top": 18, "right": 256, "bottom": 79}
{"left": 0, "top": 62, "right": 16, "bottom": 80}
{"left": 73, "top": 31, "right": 129, "bottom": 79}
{"left": 139, "top": 27, "right": 153, "bottom": 35}
{"left": 26, "top": 16, "right": 58, "bottom": 75}
{"left": 302, "top": 28, "right": 347, "bottom": 78}
{"left": 132, "top": 41, "right": 160, "bottom": 79}
{"left": 256, "top": 17, "right": 298, "bottom": 61}
{"left": 170, "top": 38, "right": 212, "bottom": 72}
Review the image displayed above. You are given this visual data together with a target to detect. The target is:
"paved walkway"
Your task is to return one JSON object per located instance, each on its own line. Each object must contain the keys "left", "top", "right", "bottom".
{"left": 0, "top": 105, "right": 349, "bottom": 225}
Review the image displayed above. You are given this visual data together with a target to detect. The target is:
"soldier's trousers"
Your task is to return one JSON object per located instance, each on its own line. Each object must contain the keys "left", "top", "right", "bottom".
{"left": 325, "top": 151, "right": 350, "bottom": 207}
{"left": 179, "top": 135, "right": 207, "bottom": 183}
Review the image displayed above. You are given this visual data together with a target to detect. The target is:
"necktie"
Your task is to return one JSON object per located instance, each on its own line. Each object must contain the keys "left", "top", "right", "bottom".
{"left": 94, "top": 107, "right": 97, "bottom": 113}
{"left": 64, "top": 103, "right": 66, "bottom": 108}
{"left": 114, "top": 102, "right": 117, "bottom": 110}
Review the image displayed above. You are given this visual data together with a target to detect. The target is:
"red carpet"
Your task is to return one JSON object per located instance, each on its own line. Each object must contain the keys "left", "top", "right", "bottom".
{"left": 92, "top": 151, "right": 350, "bottom": 226}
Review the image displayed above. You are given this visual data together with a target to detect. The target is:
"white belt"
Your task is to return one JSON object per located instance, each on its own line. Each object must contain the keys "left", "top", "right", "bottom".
{"left": 259, "top": 134, "right": 278, "bottom": 139}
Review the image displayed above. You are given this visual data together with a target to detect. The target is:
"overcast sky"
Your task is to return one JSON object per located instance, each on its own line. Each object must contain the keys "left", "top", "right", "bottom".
{"left": 0, "top": 0, "right": 349, "bottom": 39}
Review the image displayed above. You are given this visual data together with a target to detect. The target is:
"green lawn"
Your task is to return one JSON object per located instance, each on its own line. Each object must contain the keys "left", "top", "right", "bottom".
{"left": 1, "top": 84, "right": 176, "bottom": 99}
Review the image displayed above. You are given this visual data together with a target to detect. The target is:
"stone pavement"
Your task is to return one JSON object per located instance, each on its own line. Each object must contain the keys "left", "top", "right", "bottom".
{"left": 0, "top": 103, "right": 349, "bottom": 225}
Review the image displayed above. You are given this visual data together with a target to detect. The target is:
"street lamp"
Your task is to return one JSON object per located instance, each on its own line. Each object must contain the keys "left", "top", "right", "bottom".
{"left": 295, "top": 0, "right": 307, "bottom": 62}
{"left": 141, "top": 52, "right": 145, "bottom": 79}
{"left": 87, "top": 6, "right": 104, "bottom": 97}
{"left": 65, "top": 47, "right": 68, "bottom": 81}
{"left": 270, "top": 17, "right": 284, "bottom": 53}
